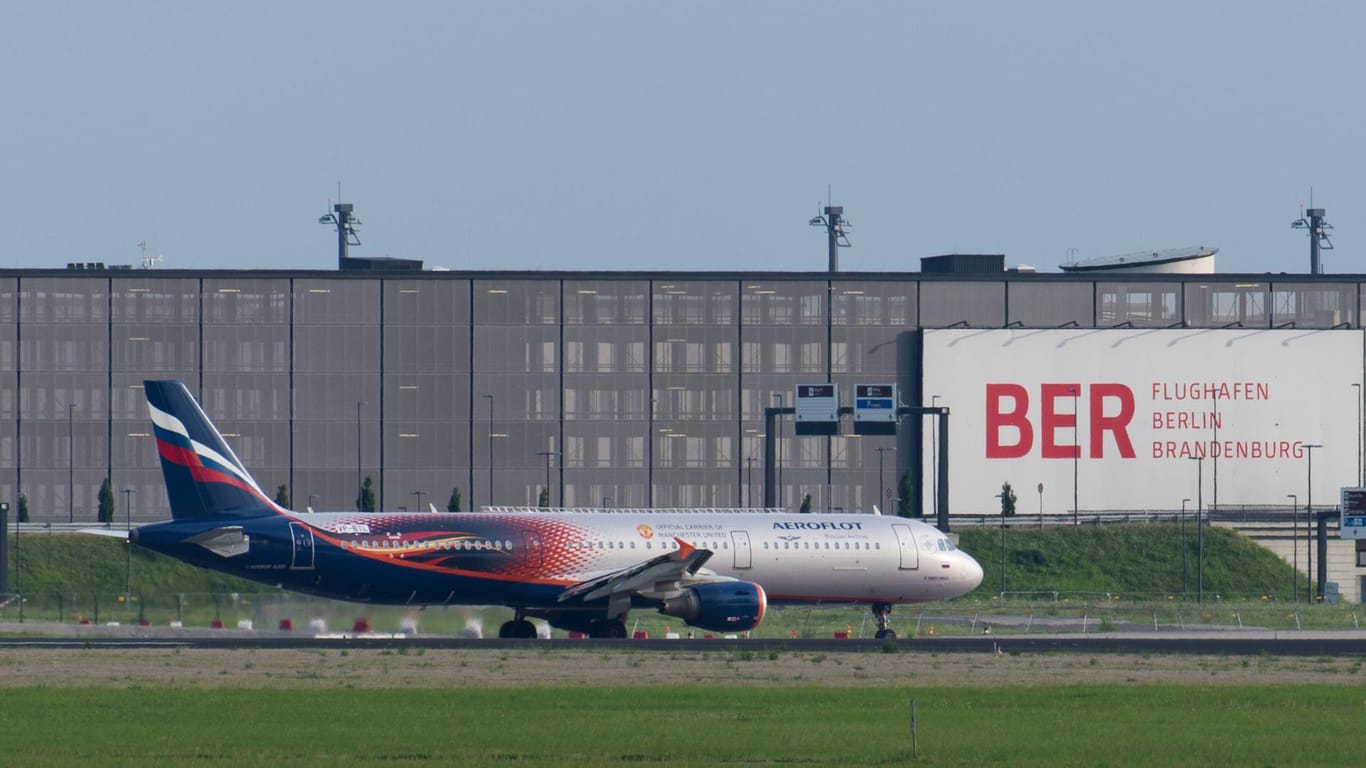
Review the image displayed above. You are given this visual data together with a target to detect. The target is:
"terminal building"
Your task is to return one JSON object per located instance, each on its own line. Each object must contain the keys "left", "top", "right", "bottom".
{"left": 3, "top": 247, "right": 1364, "bottom": 537}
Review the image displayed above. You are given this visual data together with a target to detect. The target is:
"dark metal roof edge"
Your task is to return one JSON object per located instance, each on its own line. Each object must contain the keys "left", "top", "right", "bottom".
{"left": 0, "top": 267, "right": 1359, "bottom": 282}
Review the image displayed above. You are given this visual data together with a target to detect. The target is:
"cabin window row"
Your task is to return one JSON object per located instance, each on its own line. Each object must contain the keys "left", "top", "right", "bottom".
{"left": 566, "top": 540, "right": 730, "bottom": 551}
{"left": 344, "top": 539, "right": 513, "bottom": 552}
{"left": 763, "top": 540, "right": 879, "bottom": 551}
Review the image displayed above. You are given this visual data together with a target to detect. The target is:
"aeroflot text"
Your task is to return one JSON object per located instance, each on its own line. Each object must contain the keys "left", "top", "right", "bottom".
{"left": 773, "top": 522, "right": 864, "bottom": 531}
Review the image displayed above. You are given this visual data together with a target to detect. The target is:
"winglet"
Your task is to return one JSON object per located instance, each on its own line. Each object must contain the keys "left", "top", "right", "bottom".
{"left": 674, "top": 537, "right": 695, "bottom": 559}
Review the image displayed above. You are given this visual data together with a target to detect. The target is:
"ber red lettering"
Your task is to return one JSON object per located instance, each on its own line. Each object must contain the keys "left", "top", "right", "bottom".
{"left": 1040, "top": 383, "right": 1079, "bottom": 459}
{"left": 985, "top": 383, "right": 1032, "bottom": 458}
{"left": 1089, "top": 383, "right": 1135, "bottom": 458}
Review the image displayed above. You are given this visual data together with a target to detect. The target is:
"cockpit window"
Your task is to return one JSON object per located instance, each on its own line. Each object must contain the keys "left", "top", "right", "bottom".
{"left": 935, "top": 538, "right": 958, "bottom": 552}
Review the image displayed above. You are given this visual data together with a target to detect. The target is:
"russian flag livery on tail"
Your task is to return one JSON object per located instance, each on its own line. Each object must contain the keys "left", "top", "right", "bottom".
{"left": 130, "top": 380, "right": 982, "bottom": 639}
{"left": 145, "top": 380, "right": 281, "bottom": 520}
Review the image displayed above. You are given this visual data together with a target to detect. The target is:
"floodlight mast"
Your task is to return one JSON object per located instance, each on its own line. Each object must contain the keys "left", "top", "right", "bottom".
{"left": 1291, "top": 205, "right": 1332, "bottom": 274}
{"left": 808, "top": 204, "right": 851, "bottom": 272}
{"left": 319, "top": 202, "right": 362, "bottom": 268}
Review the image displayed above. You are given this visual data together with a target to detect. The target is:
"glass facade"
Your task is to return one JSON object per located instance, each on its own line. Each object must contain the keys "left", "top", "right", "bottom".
{"left": 1007, "top": 280, "right": 1094, "bottom": 328}
{"left": 473, "top": 280, "right": 561, "bottom": 510}
{"left": 564, "top": 279, "right": 648, "bottom": 509}
{"left": 829, "top": 280, "right": 912, "bottom": 515}
{"left": 16, "top": 277, "right": 109, "bottom": 523}
{"left": 380, "top": 279, "right": 471, "bottom": 515}
{"left": 1098, "top": 281, "right": 1181, "bottom": 327}
{"left": 0, "top": 269, "right": 1361, "bottom": 523}
{"left": 111, "top": 277, "right": 201, "bottom": 522}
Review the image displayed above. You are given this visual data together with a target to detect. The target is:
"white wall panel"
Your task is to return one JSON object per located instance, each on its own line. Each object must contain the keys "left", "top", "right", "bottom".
{"left": 923, "top": 329, "right": 1364, "bottom": 515}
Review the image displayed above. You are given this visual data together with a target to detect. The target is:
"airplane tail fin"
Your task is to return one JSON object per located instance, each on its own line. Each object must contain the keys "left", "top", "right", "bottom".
{"left": 144, "top": 380, "right": 283, "bottom": 520}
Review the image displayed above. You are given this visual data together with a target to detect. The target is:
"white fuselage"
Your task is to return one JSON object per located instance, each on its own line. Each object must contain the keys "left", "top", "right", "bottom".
{"left": 299, "top": 509, "right": 984, "bottom": 605}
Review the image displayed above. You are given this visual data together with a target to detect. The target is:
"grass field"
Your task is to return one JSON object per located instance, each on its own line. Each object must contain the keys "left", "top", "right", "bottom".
{"left": 955, "top": 523, "right": 1307, "bottom": 600}
{"left": 4, "top": 525, "right": 1356, "bottom": 766}
{"left": 0, "top": 683, "right": 1359, "bottom": 767}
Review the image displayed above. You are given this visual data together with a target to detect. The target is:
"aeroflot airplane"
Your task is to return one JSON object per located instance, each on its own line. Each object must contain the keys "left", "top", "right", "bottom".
{"left": 127, "top": 380, "right": 983, "bottom": 639}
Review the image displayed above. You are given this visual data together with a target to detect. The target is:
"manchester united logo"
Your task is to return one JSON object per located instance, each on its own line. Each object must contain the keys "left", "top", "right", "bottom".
{"left": 636, "top": 524, "right": 654, "bottom": 539}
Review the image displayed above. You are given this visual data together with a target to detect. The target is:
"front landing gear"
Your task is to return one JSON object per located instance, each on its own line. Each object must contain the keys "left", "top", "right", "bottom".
{"left": 871, "top": 602, "right": 896, "bottom": 640}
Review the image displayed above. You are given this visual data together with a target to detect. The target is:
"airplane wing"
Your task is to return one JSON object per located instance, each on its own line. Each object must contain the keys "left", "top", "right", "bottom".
{"left": 556, "top": 537, "right": 728, "bottom": 618}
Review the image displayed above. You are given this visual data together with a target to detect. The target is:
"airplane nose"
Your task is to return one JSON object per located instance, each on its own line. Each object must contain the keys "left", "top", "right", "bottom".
{"left": 961, "top": 553, "right": 984, "bottom": 592}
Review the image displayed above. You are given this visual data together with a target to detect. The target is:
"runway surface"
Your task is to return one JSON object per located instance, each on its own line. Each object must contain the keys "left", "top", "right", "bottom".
{"left": 2, "top": 625, "right": 1364, "bottom": 656}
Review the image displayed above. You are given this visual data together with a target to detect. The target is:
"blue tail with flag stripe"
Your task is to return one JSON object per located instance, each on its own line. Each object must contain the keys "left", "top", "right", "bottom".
{"left": 144, "top": 380, "right": 282, "bottom": 520}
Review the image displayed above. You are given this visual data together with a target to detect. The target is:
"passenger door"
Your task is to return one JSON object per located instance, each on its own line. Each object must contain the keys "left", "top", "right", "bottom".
{"left": 891, "top": 524, "right": 919, "bottom": 570}
{"left": 289, "top": 521, "right": 316, "bottom": 570}
{"left": 522, "top": 530, "right": 544, "bottom": 569}
{"left": 731, "top": 530, "right": 753, "bottom": 569}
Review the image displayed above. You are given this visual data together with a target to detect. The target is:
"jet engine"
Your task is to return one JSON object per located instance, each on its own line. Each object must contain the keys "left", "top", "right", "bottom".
{"left": 660, "top": 580, "right": 767, "bottom": 632}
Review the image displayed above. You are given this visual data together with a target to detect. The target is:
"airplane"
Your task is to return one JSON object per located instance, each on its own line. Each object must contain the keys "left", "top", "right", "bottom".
{"left": 126, "top": 379, "right": 983, "bottom": 639}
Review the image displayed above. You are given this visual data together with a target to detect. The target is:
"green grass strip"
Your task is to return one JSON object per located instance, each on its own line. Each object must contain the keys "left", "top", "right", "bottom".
{"left": 0, "top": 685, "right": 1360, "bottom": 767}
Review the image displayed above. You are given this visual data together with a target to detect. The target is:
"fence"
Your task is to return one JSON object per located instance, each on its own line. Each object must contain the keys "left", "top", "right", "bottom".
{"left": 2, "top": 591, "right": 1362, "bottom": 639}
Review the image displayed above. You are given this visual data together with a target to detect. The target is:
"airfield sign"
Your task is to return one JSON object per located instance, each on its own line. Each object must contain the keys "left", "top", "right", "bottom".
{"left": 1341, "top": 487, "right": 1366, "bottom": 540}
{"left": 795, "top": 383, "right": 839, "bottom": 436}
{"left": 854, "top": 383, "right": 897, "bottom": 436}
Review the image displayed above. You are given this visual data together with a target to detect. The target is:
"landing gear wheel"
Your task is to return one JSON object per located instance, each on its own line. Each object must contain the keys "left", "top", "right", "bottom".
{"left": 498, "top": 618, "right": 537, "bottom": 639}
{"left": 589, "top": 619, "right": 628, "bottom": 638}
{"left": 871, "top": 602, "right": 895, "bottom": 640}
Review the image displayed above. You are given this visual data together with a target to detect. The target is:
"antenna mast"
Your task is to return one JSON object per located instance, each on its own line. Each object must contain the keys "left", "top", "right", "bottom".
{"left": 808, "top": 192, "right": 852, "bottom": 272}
{"left": 1291, "top": 202, "right": 1333, "bottom": 274}
{"left": 319, "top": 195, "right": 363, "bottom": 268}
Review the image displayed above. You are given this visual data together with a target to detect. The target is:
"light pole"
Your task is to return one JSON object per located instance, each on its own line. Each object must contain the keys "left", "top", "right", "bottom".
{"left": 1068, "top": 387, "right": 1079, "bottom": 525}
{"left": 996, "top": 492, "right": 1007, "bottom": 596}
{"left": 1037, "top": 482, "right": 1044, "bottom": 530}
{"left": 8, "top": 500, "right": 20, "bottom": 622}
{"left": 536, "top": 450, "right": 559, "bottom": 508}
{"left": 744, "top": 455, "right": 755, "bottom": 509}
{"left": 931, "top": 395, "right": 941, "bottom": 518}
{"left": 1304, "top": 443, "right": 1321, "bottom": 603}
{"left": 66, "top": 401, "right": 74, "bottom": 519}
{"left": 485, "top": 395, "right": 495, "bottom": 507}
{"left": 773, "top": 393, "right": 784, "bottom": 509}
{"left": 1211, "top": 393, "right": 1218, "bottom": 517}
{"left": 1354, "top": 383, "right": 1362, "bottom": 486}
{"left": 1286, "top": 493, "right": 1298, "bottom": 603}
{"left": 1180, "top": 497, "right": 1190, "bottom": 597}
{"left": 1188, "top": 456, "right": 1203, "bottom": 602}
{"left": 355, "top": 400, "right": 366, "bottom": 511}
{"left": 875, "top": 447, "right": 894, "bottom": 512}
{"left": 122, "top": 488, "right": 135, "bottom": 597}
{"left": 411, "top": 490, "right": 425, "bottom": 512}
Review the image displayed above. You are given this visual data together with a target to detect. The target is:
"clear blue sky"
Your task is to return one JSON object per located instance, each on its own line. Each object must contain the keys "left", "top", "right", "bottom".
{"left": 4, "top": 1, "right": 1361, "bottom": 273}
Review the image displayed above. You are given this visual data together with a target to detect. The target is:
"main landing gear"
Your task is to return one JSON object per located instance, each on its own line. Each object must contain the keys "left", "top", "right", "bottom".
{"left": 497, "top": 612, "right": 628, "bottom": 639}
{"left": 872, "top": 602, "right": 896, "bottom": 640}
{"left": 497, "top": 613, "right": 537, "bottom": 639}
{"left": 587, "top": 618, "right": 627, "bottom": 639}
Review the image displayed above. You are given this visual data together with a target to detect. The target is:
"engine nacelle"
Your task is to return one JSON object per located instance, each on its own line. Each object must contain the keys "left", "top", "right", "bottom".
{"left": 660, "top": 580, "right": 767, "bottom": 632}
